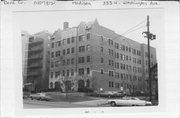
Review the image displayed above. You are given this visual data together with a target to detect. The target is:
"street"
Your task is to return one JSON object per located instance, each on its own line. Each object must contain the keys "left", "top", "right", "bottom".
{"left": 23, "top": 98, "right": 110, "bottom": 108}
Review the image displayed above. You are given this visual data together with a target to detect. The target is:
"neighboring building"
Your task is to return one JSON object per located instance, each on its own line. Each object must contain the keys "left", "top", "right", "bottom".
{"left": 141, "top": 44, "right": 157, "bottom": 93}
{"left": 150, "top": 64, "right": 158, "bottom": 100}
{"left": 21, "top": 31, "right": 29, "bottom": 85}
{"left": 49, "top": 19, "right": 157, "bottom": 94}
{"left": 26, "top": 31, "right": 51, "bottom": 92}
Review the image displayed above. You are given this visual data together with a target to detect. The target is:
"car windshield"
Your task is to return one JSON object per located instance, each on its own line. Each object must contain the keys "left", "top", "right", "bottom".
{"left": 39, "top": 93, "right": 46, "bottom": 96}
{"left": 131, "top": 97, "right": 139, "bottom": 100}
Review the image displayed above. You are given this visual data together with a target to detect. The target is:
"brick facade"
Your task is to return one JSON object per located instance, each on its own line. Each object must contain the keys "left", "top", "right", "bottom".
{"left": 49, "top": 20, "right": 157, "bottom": 94}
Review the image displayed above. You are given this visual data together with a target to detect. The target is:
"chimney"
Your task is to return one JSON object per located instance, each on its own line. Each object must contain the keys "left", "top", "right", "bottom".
{"left": 63, "top": 22, "right": 69, "bottom": 30}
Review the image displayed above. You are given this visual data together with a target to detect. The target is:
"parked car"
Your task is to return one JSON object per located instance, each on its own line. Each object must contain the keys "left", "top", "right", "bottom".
{"left": 108, "top": 97, "right": 152, "bottom": 106}
{"left": 29, "top": 93, "right": 53, "bottom": 101}
{"left": 112, "top": 91, "right": 125, "bottom": 97}
{"left": 98, "top": 91, "right": 115, "bottom": 97}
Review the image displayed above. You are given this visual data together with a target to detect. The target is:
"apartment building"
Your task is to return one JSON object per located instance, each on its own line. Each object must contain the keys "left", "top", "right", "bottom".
{"left": 26, "top": 31, "right": 51, "bottom": 92}
{"left": 49, "top": 20, "right": 157, "bottom": 94}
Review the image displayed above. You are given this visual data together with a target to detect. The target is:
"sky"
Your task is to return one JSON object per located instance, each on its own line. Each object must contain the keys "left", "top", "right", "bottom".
{"left": 15, "top": 8, "right": 164, "bottom": 48}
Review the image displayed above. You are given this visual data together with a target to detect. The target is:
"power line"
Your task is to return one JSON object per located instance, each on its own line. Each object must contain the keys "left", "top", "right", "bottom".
{"left": 121, "top": 19, "right": 146, "bottom": 36}
{"left": 121, "top": 25, "right": 146, "bottom": 36}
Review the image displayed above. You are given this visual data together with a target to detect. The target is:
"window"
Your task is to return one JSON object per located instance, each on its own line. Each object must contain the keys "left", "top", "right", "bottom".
{"left": 51, "top": 72, "right": 53, "bottom": 78}
{"left": 51, "top": 52, "right": 54, "bottom": 58}
{"left": 67, "top": 59, "right": 70, "bottom": 65}
{"left": 71, "top": 69, "right": 74, "bottom": 76}
{"left": 67, "top": 48, "right": 70, "bottom": 54}
{"left": 55, "top": 61, "right": 59, "bottom": 67}
{"left": 137, "top": 59, "right": 142, "bottom": 64}
{"left": 55, "top": 51, "right": 58, "bottom": 57}
{"left": 72, "top": 37, "right": 75, "bottom": 43}
{"left": 62, "top": 70, "right": 65, "bottom": 76}
{"left": 117, "top": 63, "right": 119, "bottom": 69}
{"left": 111, "top": 40, "right": 113, "bottom": 45}
{"left": 101, "top": 36, "right": 103, "bottom": 42}
{"left": 123, "top": 64, "right": 125, "bottom": 70}
{"left": 109, "top": 60, "right": 111, "bottom": 66}
{"left": 116, "top": 52, "right": 119, "bottom": 59}
{"left": 126, "top": 46, "right": 128, "bottom": 51}
{"left": 122, "top": 55, "right": 125, "bottom": 60}
{"left": 58, "top": 41, "right": 61, "bottom": 46}
{"left": 129, "top": 56, "right": 131, "bottom": 61}
{"left": 146, "top": 60, "right": 148, "bottom": 65}
{"left": 71, "top": 47, "right": 75, "bottom": 53}
{"left": 63, "top": 49, "right": 66, "bottom": 55}
{"left": 120, "top": 63, "right": 123, "bottom": 70}
{"left": 121, "top": 73, "right": 123, "bottom": 79}
{"left": 86, "top": 45, "right": 90, "bottom": 51}
{"left": 109, "top": 81, "right": 114, "bottom": 87}
{"left": 63, "top": 60, "right": 65, "bottom": 66}
{"left": 126, "top": 55, "right": 128, "bottom": 61}
{"left": 101, "top": 69, "right": 104, "bottom": 74}
{"left": 101, "top": 47, "right": 103, "bottom": 52}
{"left": 78, "top": 68, "right": 84, "bottom": 75}
{"left": 109, "top": 71, "right": 114, "bottom": 77}
{"left": 112, "top": 82, "right": 114, "bottom": 87}
{"left": 109, "top": 81, "right": 111, "bottom": 87}
{"left": 87, "top": 33, "right": 90, "bottom": 40}
{"left": 108, "top": 39, "right": 111, "bottom": 45}
{"left": 109, "top": 60, "right": 114, "bottom": 66}
{"left": 151, "top": 54, "right": 153, "bottom": 58}
{"left": 58, "top": 51, "right": 61, "bottom": 56}
{"left": 79, "top": 46, "right": 85, "bottom": 52}
{"left": 120, "top": 54, "right": 123, "bottom": 60}
{"left": 87, "top": 68, "right": 90, "bottom": 75}
{"left": 115, "top": 43, "right": 119, "bottom": 49}
{"left": 55, "top": 51, "right": 60, "bottom": 57}
{"left": 71, "top": 58, "right": 74, "bottom": 64}
{"left": 79, "top": 57, "right": 85, "bottom": 63}
{"left": 133, "top": 49, "right": 136, "bottom": 55}
{"left": 87, "top": 56, "right": 90, "bottom": 62}
{"left": 101, "top": 58, "right": 103, "bottom": 63}
{"left": 67, "top": 70, "right": 69, "bottom": 76}
{"left": 133, "top": 58, "right": 136, "bottom": 63}
{"left": 109, "top": 81, "right": 114, "bottom": 88}
{"left": 67, "top": 38, "right": 70, "bottom": 44}
{"left": 122, "top": 45, "right": 125, "bottom": 51}
{"left": 51, "top": 42, "right": 54, "bottom": 48}
{"left": 51, "top": 62, "right": 54, "bottom": 68}
{"left": 108, "top": 49, "right": 113, "bottom": 56}
{"left": 126, "top": 65, "right": 129, "bottom": 70}
{"left": 63, "top": 39, "right": 66, "bottom": 45}
{"left": 79, "top": 35, "right": 84, "bottom": 42}
{"left": 55, "top": 71, "right": 60, "bottom": 78}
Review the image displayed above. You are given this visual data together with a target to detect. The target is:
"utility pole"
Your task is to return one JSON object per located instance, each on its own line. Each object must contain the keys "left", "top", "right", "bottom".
{"left": 143, "top": 16, "right": 156, "bottom": 102}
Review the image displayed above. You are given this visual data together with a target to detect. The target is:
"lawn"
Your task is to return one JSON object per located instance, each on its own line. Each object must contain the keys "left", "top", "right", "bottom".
{"left": 47, "top": 92, "right": 98, "bottom": 102}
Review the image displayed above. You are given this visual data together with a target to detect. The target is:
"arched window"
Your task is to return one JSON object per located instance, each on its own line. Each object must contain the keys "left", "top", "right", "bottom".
{"left": 50, "top": 82, "right": 53, "bottom": 88}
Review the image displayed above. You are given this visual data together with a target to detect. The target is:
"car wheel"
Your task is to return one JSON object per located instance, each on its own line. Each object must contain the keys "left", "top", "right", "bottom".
{"left": 111, "top": 101, "right": 116, "bottom": 106}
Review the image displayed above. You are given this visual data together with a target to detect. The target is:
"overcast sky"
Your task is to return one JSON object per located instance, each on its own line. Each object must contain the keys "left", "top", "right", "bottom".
{"left": 15, "top": 8, "right": 163, "bottom": 48}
